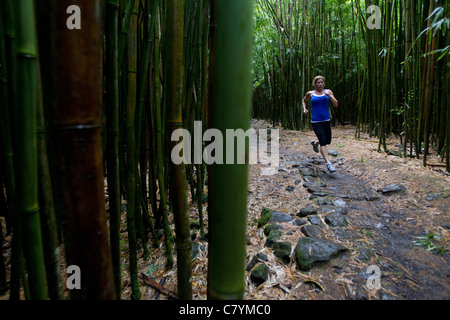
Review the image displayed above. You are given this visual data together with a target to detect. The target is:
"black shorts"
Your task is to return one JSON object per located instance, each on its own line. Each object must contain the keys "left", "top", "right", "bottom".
{"left": 312, "top": 121, "right": 332, "bottom": 146}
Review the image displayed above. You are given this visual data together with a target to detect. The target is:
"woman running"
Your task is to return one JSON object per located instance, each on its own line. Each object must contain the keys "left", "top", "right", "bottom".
{"left": 302, "top": 75, "right": 339, "bottom": 173}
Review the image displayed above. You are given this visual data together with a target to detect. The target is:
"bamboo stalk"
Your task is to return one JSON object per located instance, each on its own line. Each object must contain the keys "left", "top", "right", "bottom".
{"left": 12, "top": 0, "right": 48, "bottom": 300}
{"left": 207, "top": 0, "right": 253, "bottom": 300}
{"left": 1, "top": 0, "right": 25, "bottom": 300}
{"left": 135, "top": 0, "right": 155, "bottom": 258}
{"left": 146, "top": 0, "right": 160, "bottom": 235}
{"left": 0, "top": 0, "right": 15, "bottom": 238}
{"left": 119, "top": 0, "right": 137, "bottom": 70}
{"left": 105, "top": 0, "right": 122, "bottom": 299}
{"left": 423, "top": 0, "right": 438, "bottom": 167}
{"left": 50, "top": 0, "right": 115, "bottom": 299}
{"left": 165, "top": 0, "right": 192, "bottom": 300}
{"left": 124, "top": 0, "right": 141, "bottom": 300}
{"left": 153, "top": 1, "right": 174, "bottom": 266}
{"left": 36, "top": 62, "right": 63, "bottom": 300}
{"left": 198, "top": 3, "right": 209, "bottom": 215}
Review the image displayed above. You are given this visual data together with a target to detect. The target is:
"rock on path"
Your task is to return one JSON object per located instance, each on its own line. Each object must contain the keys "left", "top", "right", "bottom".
{"left": 294, "top": 237, "right": 348, "bottom": 271}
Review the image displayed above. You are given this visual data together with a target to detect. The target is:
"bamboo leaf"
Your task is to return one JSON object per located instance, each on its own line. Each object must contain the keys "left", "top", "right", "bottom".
{"left": 426, "top": 6, "right": 444, "bottom": 24}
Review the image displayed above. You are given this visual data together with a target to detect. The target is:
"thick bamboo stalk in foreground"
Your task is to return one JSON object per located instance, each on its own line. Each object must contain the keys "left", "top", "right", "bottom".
{"left": 207, "top": 0, "right": 253, "bottom": 300}
{"left": 50, "top": 0, "right": 115, "bottom": 299}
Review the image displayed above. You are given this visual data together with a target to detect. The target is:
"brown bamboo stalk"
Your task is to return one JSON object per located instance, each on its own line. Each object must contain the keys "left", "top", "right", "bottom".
{"left": 50, "top": 0, "right": 115, "bottom": 299}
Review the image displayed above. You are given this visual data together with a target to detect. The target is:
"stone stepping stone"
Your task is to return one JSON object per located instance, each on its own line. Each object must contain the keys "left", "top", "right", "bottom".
{"left": 308, "top": 215, "right": 324, "bottom": 227}
{"left": 316, "top": 197, "right": 334, "bottom": 205}
{"left": 295, "top": 237, "right": 348, "bottom": 271}
{"left": 288, "top": 161, "right": 302, "bottom": 167}
{"left": 246, "top": 253, "right": 268, "bottom": 271}
{"left": 303, "top": 176, "right": 318, "bottom": 184}
{"left": 285, "top": 185, "right": 295, "bottom": 192}
{"left": 272, "top": 241, "right": 292, "bottom": 264}
{"left": 299, "top": 167, "right": 318, "bottom": 177}
{"left": 320, "top": 205, "right": 348, "bottom": 215}
{"left": 264, "top": 224, "right": 284, "bottom": 236}
{"left": 333, "top": 198, "right": 347, "bottom": 207}
{"left": 303, "top": 183, "right": 323, "bottom": 194}
{"left": 325, "top": 212, "right": 348, "bottom": 227}
{"left": 250, "top": 263, "right": 269, "bottom": 285}
{"left": 377, "top": 184, "right": 406, "bottom": 196}
{"left": 328, "top": 150, "right": 338, "bottom": 157}
{"left": 292, "top": 218, "right": 307, "bottom": 226}
{"left": 265, "top": 229, "right": 281, "bottom": 248}
{"left": 297, "top": 206, "right": 317, "bottom": 217}
{"left": 310, "top": 191, "right": 334, "bottom": 199}
{"left": 269, "top": 211, "right": 294, "bottom": 223}
{"left": 300, "top": 225, "right": 324, "bottom": 238}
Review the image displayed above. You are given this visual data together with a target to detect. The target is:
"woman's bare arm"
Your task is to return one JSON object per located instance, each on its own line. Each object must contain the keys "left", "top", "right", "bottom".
{"left": 325, "top": 89, "right": 338, "bottom": 107}
{"left": 302, "top": 91, "right": 312, "bottom": 114}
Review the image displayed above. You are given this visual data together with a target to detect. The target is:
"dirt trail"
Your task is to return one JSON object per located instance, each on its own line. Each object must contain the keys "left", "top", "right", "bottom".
{"left": 245, "top": 120, "right": 449, "bottom": 300}
{"left": 117, "top": 121, "right": 449, "bottom": 301}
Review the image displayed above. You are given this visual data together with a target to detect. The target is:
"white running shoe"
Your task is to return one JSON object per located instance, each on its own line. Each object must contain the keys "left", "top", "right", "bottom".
{"left": 326, "top": 162, "right": 336, "bottom": 173}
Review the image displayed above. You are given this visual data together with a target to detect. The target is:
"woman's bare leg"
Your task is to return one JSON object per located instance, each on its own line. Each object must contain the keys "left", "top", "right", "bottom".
{"left": 319, "top": 145, "right": 330, "bottom": 163}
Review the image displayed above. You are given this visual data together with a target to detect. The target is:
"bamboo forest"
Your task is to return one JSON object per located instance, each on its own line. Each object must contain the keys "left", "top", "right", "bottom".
{"left": 0, "top": 0, "right": 449, "bottom": 303}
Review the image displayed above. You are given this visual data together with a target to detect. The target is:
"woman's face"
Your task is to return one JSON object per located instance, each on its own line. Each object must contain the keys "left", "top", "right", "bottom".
{"left": 314, "top": 79, "right": 324, "bottom": 90}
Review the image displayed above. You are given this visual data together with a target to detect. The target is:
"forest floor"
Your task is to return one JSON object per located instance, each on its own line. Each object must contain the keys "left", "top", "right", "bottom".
{"left": 1, "top": 120, "right": 448, "bottom": 301}
{"left": 129, "top": 119, "right": 449, "bottom": 301}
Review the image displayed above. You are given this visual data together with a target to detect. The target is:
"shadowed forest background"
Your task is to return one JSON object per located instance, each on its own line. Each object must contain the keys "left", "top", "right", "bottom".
{"left": 0, "top": 0, "right": 448, "bottom": 300}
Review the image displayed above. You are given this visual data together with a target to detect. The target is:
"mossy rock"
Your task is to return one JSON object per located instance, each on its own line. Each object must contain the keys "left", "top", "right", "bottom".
{"left": 257, "top": 208, "right": 274, "bottom": 227}
{"left": 265, "top": 229, "right": 281, "bottom": 248}
{"left": 264, "top": 224, "right": 284, "bottom": 236}
{"left": 246, "top": 253, "right": 268, "bottom": 271}
{"left": 273, "top": 241, "right": 292, "bottom": 264}
{"left": 295, "top": 237, "right": 347, "bottom": 271}
{"left": 250, "top": 263, "right": 269, "bottom": 285}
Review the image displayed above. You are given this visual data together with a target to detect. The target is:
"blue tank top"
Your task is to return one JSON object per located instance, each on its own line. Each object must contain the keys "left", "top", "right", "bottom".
{"left": 310, "top": 94, "right": 330, "bottom": 123}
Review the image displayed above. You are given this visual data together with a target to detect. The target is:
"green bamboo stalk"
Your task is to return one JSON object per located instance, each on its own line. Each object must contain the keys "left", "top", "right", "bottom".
{"left": 445, "top": 44, "right": 449, "bottom": 172}
{"left": 147, "top": 3, "right": 160, "bottom": 230}
{"left": 154, "top": 2, "right": 174, "bottom": 266}
{"left": 165, "top": 0, "right": 192, "bottom": 300}
{"left": 423, "top": 0, "right": 438, "bottom": 167}
{"left": 36, "top": 63, "right": 63, "bottom": 300}
{"left": 403, "top": 0, "right": 411, "bottom": 157}
{"left": 417, "top": 3, "right": 430, "bottom": 158}
{"left": 1, "top": 0, "right": 24, "bottom": 300}
{"left": 124, "top": 0, "right": 141, "bottom": 300}
{"left": 207, "top": 0, "right": 253, "bottom": 300}
{"left": 135, "top": 0, "right": 155, "bottom": 258}
{"left": 183, "top": 1, "right": 198, "bottom": 223}
{"left": 12, "top": 0, "right": 48, "bottom": 300}
{"left": 105, "top": 0, "right": 122, "bottom": 299}
{"left": 119, "top": 0, "right": 138, "bottom": 70}
{"left": 0, "top": 0, "right": 15, "bottom": 238}
{"left": 35, "top": 0, "right": 67, "bottom": 254}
